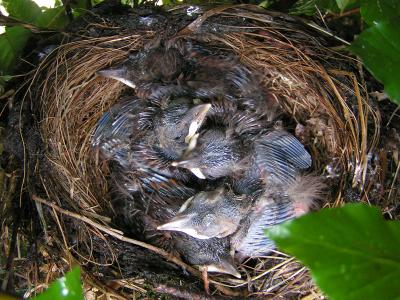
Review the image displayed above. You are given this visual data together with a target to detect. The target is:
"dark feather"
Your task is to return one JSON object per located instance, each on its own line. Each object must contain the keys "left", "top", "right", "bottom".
{"left": 255, "top": 130, "right": 312, "bottom": 184}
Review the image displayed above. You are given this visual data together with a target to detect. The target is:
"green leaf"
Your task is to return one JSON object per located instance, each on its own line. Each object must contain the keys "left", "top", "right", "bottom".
{"left": 266, "top": 204, "right": 400, "bottom": 300}
{"left": 91, "top": 0, "right": 105, "bottom": 6}
{"left": 0, "top": 26, "right": 31, "bottom": 73}
{"left": 349, "top": 17, "right": 400, "bottom": 104}
{"left": 335, "top": 0, "right": 359, "bottom": 11}
{"left": 258, "top": 0, "right": 271, "bottom": 9}
{"left": 35, "top": 7, "right": 68, "bottom": 29}
{"left": 34, "top": 267, "right": 83, "bottom": 300}
{"left": 360, "top": 0, "right": 400, "bottom": 26}
{"left": 2, "top": 0, "right": 42, "bottom": 23}
{"left": 0, "top": 75, "right": 12, "bottom": 81}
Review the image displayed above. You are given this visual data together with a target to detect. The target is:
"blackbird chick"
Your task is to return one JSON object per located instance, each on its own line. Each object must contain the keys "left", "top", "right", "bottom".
{"left": 109, "top": 183, "right": 241, "bottom": 277}
{"left": 158, "top": 187, "right": 253, "bottom": 239}
{"left": 98, "top": 47, "right": 187, "bottom": 103}
{"left": 98, "top": 42, "right": 273, "bottom": 112}
{"left": 92, "top": 97, "right": 210, "bottom": 165}
{"left": 92, "top": 97, "right": 210, "bottom": 200}
{"left": 174, "top": 127, "right": 312, "bottom": 185}
{"left": 98, "top": 47, "right": 185, "bottom": 87}
{"left": 125, "top": 100, "right": 211, "bottom": 198}
{"left": 171, "top": 100, "right": 277, "bottom": 180}
{"left": 232, "top": 175, "right": 324, "bottom": 260}
{"left": 158, "top": 175, "right": 323, "bottom": 264}
{"left": 161, "top": 129, "right": 314, "bottom": 242}
{"left": 112, "top": 190, "right": 241, "bottom": 277}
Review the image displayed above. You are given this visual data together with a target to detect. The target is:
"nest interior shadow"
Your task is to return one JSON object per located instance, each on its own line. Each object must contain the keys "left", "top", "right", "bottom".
{"left": 3, "top": 1, "right": 395, "bottom": 299}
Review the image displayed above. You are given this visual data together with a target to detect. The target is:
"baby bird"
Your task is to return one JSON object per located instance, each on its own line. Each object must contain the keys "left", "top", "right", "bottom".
{"left": 173, "top": 127, "right": 311, "bottom": 185}
{"left": 92, "top": 97, "right": 211, "bottom": 200}
{"left": 127, "top": 100, "right": 211, "bottom": 197}
{"left": 98, "top": 47, "right": 185, "bottom": 87}
{"left": 93, "top": 97, "right": 210, "bottom": 164}
{"left": 171, "top": 99, "right": 267, "bottom": 179}
{"left": 98, "top": 47, "right": 187, "bottom": 103}
{"left": 159, "top": 175, "right": 323, "bottom": 264}
{"left": 158, "top": 187, "right": 252, "bottom": 239}
{"left": 98, "top": 42, "right": 271, "bottom": 112}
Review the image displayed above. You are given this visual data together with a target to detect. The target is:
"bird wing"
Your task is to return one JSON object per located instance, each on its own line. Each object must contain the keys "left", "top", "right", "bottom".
{"left": 235, "top": 200, "right": 294, "bottom": 258}
{"left": 92, "top": 98, "right": 148, "bottom": 162}
{"left": 255, "top": 130, "right": 312, "bottom": 184}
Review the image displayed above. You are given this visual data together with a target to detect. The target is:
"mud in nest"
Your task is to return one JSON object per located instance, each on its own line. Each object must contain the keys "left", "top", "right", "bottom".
{"left": 2, "top": 2, "right": 398, "bottom": 299}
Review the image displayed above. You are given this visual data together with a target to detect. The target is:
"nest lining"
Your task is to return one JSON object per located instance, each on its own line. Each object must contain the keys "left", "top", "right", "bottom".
{"left": 10, "top": 3, "right": 386, "bottom": 299}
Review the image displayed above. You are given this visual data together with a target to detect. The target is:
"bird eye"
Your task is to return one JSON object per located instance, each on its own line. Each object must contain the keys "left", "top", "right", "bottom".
{"left": 174, "top": 133, "right": 183, "bottom": 141}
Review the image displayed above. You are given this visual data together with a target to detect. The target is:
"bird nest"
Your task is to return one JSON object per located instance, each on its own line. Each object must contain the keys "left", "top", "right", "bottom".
{"left": 4, "top": 2, "right": 395, "bottom": 299}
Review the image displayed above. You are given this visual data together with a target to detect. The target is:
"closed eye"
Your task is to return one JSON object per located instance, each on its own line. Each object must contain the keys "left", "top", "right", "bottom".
{"left": 174, "top": 132, "right": 183, "bottom": 140}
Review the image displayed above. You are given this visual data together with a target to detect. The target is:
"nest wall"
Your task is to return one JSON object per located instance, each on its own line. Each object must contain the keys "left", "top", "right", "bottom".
{"left": 15, "top": 3, "right": 385, "bottom": 299}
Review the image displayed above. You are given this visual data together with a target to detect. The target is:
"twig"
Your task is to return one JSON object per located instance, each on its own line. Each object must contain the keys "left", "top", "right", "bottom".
{"left": 177, "top": 5, "right": 234, "bottom": 36}
{"left": 303, "top": 20, "right": 350, "bottom": 45}
{"left": 0, "top": 89, "right": 15, "bottom": 100}
{"left": 387, "top": 161, "right": 400, "bottom": 202}
{"left": 202, "top": 267, "right": 210, "bottom": 295}
{"left": 31, "top": 195, "right": 241, "bottom": 297}
{"left": 1, "top": 219, "right": 18, "bottom": 292}
{"left": 32, "top": 195, "right": 192, "bottom": 269}
{"left": 331, "top": 8, "right": 360, "bottom": 19}
{"left": 0, "top": 14, "right": 55, "bottom": 33}
{"left": 156, "top": 284, "right": 216, "bottom": 300}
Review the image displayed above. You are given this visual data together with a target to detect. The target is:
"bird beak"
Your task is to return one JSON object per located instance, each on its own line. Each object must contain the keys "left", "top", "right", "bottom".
{"left": 185, "top": 103, "right": 212, "bottom": 144}
{"left": 188, "top": 167, "right": 206, "bottom": 179}
{"left": 157, "top": 216, "right": 188, "bottom": 231}
{"left": 157, "top": 216, "right": 210, "bottom": 239}
{"left": 186, "top": 133, "right": 199, "bottom": 153}
{"left": 171, "top": 161, "right": 206, "bottom": 180}
{"left": 97, "top": 65, "right": 136, "bottom": 89}
{"left": 206, "top": 260, "right": 241, "bottom": 278}
{"left": 178, "top": 196, "right": 195, "bottom": 213}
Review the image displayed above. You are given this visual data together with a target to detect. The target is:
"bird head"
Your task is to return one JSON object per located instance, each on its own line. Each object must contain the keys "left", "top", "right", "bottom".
{"left": 157, "top": 188, "right": 248, "bottom": 239}
{"left": 97, "top": 60, "right": 137, "bottom": 88}
{"left": 172, "top": 128, "right": 240, "bottom": 180}
{"left": 174, "top": 235, "right": 241, "bottom": 278}
{"left": 181, "top": 103, "right": 211, "bottom": 144}
{"left": 155, "top": 102, "right": 211, "bottom": 158}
